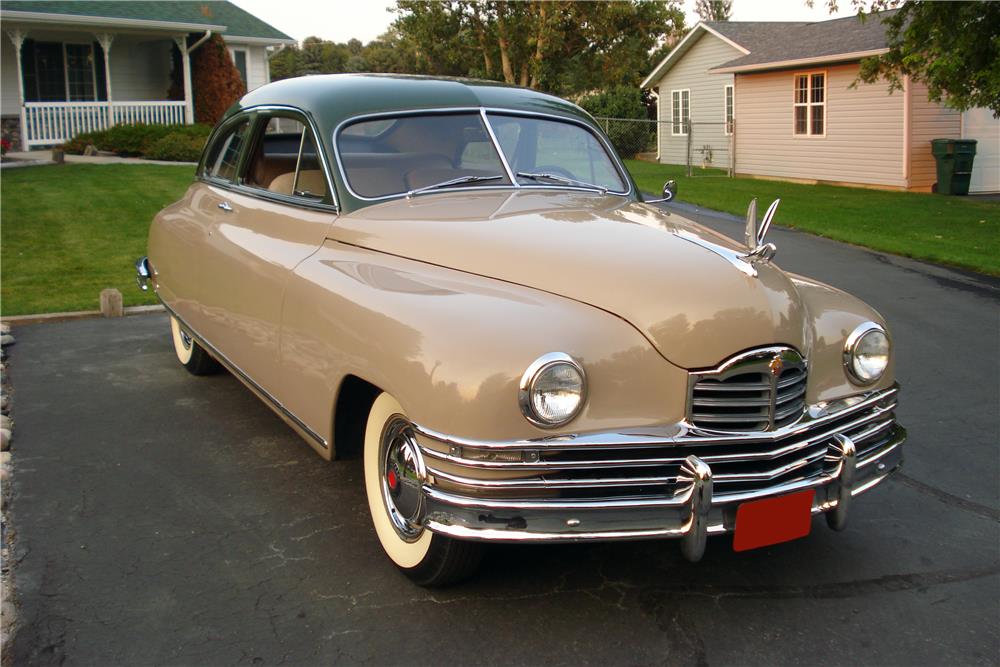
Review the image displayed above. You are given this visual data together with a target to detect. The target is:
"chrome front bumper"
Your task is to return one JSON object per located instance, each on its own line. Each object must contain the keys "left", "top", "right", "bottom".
{"left": 408, "top": 386, "right": 904, "bottom": 559}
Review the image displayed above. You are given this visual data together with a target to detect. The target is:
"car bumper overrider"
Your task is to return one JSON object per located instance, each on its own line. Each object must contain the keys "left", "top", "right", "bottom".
{"left": 404, "top": 386, "right": 904, "bottom": 560}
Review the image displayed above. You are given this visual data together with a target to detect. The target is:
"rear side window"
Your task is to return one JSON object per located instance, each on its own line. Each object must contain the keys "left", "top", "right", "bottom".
{"left": 244, "top": 115, "right": 329, "bottom": 203}
{"left": 203, "top": 119, "right": 251, "bottom": 182}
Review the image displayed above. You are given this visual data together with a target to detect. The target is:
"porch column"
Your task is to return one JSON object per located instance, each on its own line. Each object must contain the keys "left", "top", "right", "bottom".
{"left": 6, "top": 29, "right": 27, "bottom": 151}
{"left": 96, "top": 33, "right": 114, "bottom": 128}
{"left": 174, "top": 35, "right": 194, "bottom": 124}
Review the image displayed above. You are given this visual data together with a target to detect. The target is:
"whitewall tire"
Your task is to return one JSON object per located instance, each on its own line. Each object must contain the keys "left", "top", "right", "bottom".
{"left": 170, "top": 316, "right": 221, "bottom": 376}
{"left": 364, "top": 392, "right": 483, "bottom": 586}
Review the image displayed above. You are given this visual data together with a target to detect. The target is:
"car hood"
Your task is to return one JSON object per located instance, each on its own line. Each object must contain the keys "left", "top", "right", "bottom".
{"left": 333, "top": 190, "right": 808, "bottom": 369}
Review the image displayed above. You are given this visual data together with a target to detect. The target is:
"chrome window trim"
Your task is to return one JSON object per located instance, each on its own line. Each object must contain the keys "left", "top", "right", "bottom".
{"left": 330, "top": 106, "right": 634, "bottom": 203}
{"left": 199, "top": 111, "right": 255, "bottom": 186}
{"left": 479, "top": 107, "right": 517, "bottom": 183}
{"left": 517, "top": 352, "right": 588, "bottom": 428}
{"left": 483, "top": 109, "right": 631, "bottom": 195}
{"left": 843, "top": 320, "right": 889, "bottom": 386}
{"left": 200, "top": 104, "right": 341, "bottom": 212}
{"left": 158, "top": 299, "right": 329, "bottom": 450}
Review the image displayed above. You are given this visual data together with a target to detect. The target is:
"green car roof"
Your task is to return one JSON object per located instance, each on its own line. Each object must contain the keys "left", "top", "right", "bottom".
{"left": 222, "top": 74, "right": 635, "bottom": 213}
{"left": 1, "top": 1, "right": 293, "bottom": 41}
{"left": 235, "top": 74, "right": 597, "bottom": 129}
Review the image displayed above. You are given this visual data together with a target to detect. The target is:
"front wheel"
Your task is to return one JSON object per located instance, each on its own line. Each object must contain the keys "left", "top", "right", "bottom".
{"left": 364, "top": 392, "right": 483, "bottom": 586}
{"left": 170, "top": 316, "right": 221, "bottom": 376}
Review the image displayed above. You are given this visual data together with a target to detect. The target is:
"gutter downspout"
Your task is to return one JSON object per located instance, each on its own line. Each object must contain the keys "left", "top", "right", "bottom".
{"left": 188, "top": 30, "right": 212, "bottom": 53}
{"left": 176, "top": 30, "right": 211, "bottom": 125}
{"left": 902, "top": 74, "right": 910, "bottom": 188}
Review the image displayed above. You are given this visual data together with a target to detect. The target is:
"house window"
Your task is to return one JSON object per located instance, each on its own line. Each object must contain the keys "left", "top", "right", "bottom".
{"left": 793, "top": 72, "right": 825, "bottom": 136}
{"left": 671, "top": 89, "right": 690, "bottom": 136}
{"left": 21, "top": 40, "right": 106, "bottom": 102}
{"left": 229, "top": 48, "right": 248, "bottom": 88}
{"left": 724, "top": 84, "right": 734, "bottom": 135}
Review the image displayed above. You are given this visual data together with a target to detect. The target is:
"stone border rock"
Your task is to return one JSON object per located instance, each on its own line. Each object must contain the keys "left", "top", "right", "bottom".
{"left": 0, "top": 321, "right": 15, "bottom": 660}
{"left": 3, "top": 304, "right": 163, "bottom": 326}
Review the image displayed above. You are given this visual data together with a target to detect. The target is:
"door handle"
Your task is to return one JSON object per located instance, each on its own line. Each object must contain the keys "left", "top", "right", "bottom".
{"left": 218, "top": 201, "right": 233, "bottom": 212}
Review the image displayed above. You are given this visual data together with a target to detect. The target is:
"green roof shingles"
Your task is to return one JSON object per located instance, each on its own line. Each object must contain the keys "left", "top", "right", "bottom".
{"left": 1, "top": 1, "right": 293, "bottom": 41}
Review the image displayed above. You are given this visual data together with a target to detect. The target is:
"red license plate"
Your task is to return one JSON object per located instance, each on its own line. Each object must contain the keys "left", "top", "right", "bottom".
{"left": 733, "top": 489, "right": 815, "bottom": 552}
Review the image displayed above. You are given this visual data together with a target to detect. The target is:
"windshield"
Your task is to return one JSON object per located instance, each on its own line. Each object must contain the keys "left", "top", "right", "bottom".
{"left": 337, "top": 113, "right": 511, "bottom": 199}
{"left": 487, "top": 113, "right": 627, "bottom": 193}
{"left": 335, "top": 111, "right": 627, "bottom": 199}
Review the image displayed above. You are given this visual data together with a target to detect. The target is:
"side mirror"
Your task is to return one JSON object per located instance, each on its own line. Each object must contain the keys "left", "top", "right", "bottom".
{"left": 663, "top": 180, "right": 677, "bottom": 201}
{"left": 645, "top": 179, "right": 677, "bottom": 204}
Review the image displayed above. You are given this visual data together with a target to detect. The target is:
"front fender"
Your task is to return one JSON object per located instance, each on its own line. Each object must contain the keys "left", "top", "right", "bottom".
{"left": 280, "top": 241, "right": 688, "bottom": 457}
{"left": 791, "top": 274, "right": 897, "bottom": 404}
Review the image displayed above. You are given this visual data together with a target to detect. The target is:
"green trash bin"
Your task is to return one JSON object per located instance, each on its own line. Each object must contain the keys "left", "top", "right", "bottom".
{"left": 931, "top": 138, "right": 977, "bottom": 195}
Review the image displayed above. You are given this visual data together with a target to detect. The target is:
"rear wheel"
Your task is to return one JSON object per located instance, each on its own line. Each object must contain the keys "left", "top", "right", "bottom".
{"left": 170, "top": 316, "right": 221, "bottom": 376}
{"left": 363, "top": 392, "right": 483, "bottom": 586}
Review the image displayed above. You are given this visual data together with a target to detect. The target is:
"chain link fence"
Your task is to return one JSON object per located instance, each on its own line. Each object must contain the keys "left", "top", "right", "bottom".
{"left": 595, "top": 117, "right": 734, "bottom": 177}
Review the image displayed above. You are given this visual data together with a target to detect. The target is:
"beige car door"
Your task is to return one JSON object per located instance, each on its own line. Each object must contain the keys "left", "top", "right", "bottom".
{"left": 197, "top": 113, "right": 337, "bottom": 400}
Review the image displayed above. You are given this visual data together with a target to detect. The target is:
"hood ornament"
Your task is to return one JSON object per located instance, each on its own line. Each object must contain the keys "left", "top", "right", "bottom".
{"left": 743, "top": 197, "right": 779, "bottom": 264}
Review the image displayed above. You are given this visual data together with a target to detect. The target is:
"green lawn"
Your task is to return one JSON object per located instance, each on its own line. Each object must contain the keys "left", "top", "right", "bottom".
{"left": 626, "top": 160, "right": 1000, "bottom": 276}
{"left": 2, "top": 164, "right": 194, "bottom": 315}
{"left": 1, "top": 161, "right": 997, "bottom": 316}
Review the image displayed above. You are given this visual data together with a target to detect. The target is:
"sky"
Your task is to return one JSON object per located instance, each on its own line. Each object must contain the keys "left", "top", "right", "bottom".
{"left": 230, "top": 0, "right": 859, "bottom": 45}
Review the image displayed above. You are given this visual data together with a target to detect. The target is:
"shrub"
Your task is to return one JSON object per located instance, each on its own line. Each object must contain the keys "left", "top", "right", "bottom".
{"left": 144, "top": 133, "right": 208, "bottom": 162}
{"left": 58, "top": 123, "right": 212, "bottom": 161}
{"left": 191, "top": 34, "right": 245, "bottom": 125}
{"left": 578, "top": 86, "right": 655, "bottom": 158}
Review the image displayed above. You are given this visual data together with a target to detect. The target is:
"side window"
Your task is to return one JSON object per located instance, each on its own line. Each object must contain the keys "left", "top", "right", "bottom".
{"left": 203, "top": 119, "right": 251, "bottom": 182}
{"left": 244, "top": 115, "right": 328, "bottom": 203}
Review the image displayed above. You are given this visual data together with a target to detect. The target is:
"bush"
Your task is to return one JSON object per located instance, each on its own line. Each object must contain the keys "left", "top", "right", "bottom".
{"left": 192, "top": 34, "right": 245, "bottom": 125}
{"left": 58, "top": 123, "right": 212, "bottom": 162}
{"left": 144, "top": 133, "right": 208, "bottom": 162}
{"left": 578, "top": 86, "right": 655, "bottom": 158}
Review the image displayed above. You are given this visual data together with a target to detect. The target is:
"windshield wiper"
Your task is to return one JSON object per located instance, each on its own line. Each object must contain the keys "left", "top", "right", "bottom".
{"left": 406, "top": 174, "right": 504, "bottom": 198}
{"left": 516, "top": 171, "right": 608, "bottom": 194}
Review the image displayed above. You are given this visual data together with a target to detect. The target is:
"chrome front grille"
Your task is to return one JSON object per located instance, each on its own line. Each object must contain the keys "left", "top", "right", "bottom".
{"left": 689, "top": 347, "right": 807, "bottom": 432}
{"left": 415, "top": 386, "right": 902, "bottom": 503}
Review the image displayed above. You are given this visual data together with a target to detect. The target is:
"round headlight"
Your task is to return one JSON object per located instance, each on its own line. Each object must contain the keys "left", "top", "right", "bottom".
{"left": 519, "top": 353, "right": 587, "bottom": 428}
{"left": 844, "top": 323, "right": 890, "bottom": 384}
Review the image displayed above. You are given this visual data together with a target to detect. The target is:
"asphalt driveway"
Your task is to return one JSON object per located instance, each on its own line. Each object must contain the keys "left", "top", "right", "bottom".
{"left": 7, "top": 204, "right": 1000, "bottom": 665}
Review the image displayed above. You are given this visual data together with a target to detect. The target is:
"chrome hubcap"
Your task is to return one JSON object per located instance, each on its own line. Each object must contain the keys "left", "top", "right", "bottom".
{"left": 380, "top": 418, "right": 426, "bottom": 541}
{"left": 179, "top": 330, "right": 193, "bottom": 350}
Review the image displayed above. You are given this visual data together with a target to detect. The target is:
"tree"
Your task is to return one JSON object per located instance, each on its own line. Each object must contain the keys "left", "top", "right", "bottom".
{"left": 578, "top": 86, "right": 654, "bottom": 157}
{"left": 695, "top": 0, "right": 732, "bottom": 22}
{"left": 815, "top": 1, "right": 1000, "bottom": 115}
{"left": 390, "top": 1, "right": 685, "bottom": 95}
{"left": 190, "top": 33, "right": 245, "bottom": 124}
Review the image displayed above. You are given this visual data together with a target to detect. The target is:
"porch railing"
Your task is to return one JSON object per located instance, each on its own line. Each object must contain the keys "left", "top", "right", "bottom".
{"left": 23, "top": 101, "right": 187, "bottom": 147}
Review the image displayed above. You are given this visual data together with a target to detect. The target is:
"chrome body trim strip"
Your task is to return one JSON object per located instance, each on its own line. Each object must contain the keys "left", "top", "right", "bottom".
{"left": 412, "top": 386, "right": 897, "bottom": 455}
{"left": 330, "top": 106, "right": 634, "bottom": 204}
{"left": 158, "top": 299, "right": 329, "bottom": 449}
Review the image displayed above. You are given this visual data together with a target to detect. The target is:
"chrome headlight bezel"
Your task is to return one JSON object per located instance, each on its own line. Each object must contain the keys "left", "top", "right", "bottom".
{"left": 518, "top": 352, "right": 587, "bottom": 428}
{"left": 843, "top": 322, "right": 890, "bottom": 385}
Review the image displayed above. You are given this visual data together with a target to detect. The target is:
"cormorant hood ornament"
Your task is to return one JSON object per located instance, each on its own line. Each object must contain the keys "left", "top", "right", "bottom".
{"left": 743, "top": 197, "right": 779, "bottom": 264}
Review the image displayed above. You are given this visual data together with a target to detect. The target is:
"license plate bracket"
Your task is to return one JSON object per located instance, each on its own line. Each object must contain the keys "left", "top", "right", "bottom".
{"left": 733, "top": 489, "right": 815, "bottom": 552}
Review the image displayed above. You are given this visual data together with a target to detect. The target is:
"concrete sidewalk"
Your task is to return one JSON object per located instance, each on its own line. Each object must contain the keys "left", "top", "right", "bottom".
{"left": 2, "top": 150, "right": 195, "bottom": 168}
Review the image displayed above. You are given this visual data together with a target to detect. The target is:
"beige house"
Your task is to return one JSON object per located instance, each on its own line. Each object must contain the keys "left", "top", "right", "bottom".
{"left": 642, "top": 15, "right": 999, "bottom": 193}
{"left": 0, "top": 1, "right": 295, "bottom": 150}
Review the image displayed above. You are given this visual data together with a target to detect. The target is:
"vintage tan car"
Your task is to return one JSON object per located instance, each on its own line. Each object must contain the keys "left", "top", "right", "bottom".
{"left": 138, "top": 74, "right": 904, "bottom": 586}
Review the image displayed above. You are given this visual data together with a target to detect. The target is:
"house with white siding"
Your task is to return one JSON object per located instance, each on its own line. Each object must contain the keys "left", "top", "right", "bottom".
{"left": 1, "top": 1, "right": 295, "bottom": 150}
{"left": 642, "top": 14, "right": 999, "bottom": 193}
